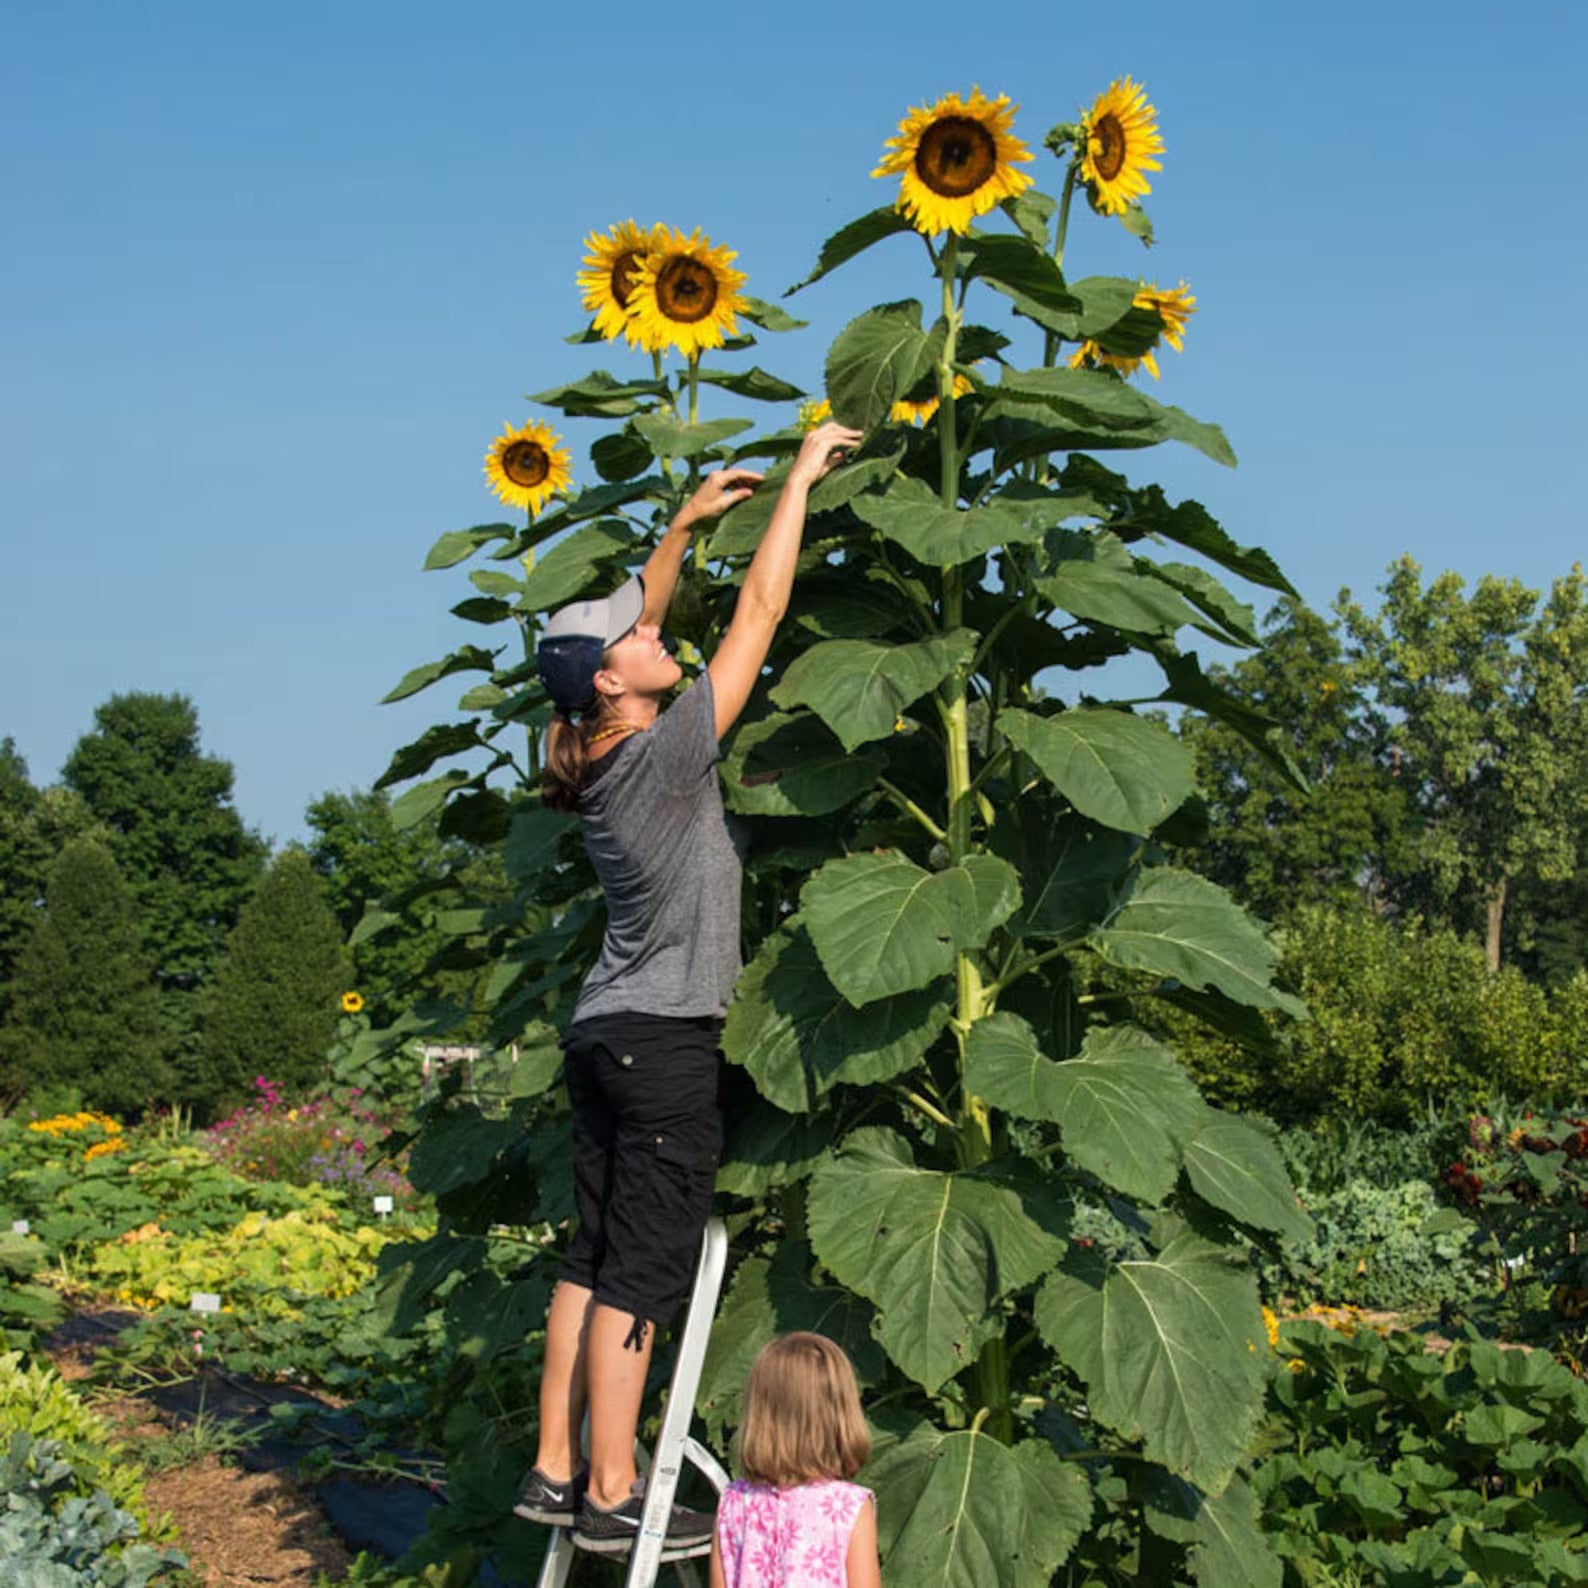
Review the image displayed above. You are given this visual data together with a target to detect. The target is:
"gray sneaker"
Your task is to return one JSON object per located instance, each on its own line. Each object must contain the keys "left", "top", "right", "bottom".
{"left": 572, "top": 1487, "right": 714, "bottom": 1556}
{"left": 512, "top": 1467, "right": 586, "bottom": 1527}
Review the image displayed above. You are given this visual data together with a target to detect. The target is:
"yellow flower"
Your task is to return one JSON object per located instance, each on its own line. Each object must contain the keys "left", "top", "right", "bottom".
{"left": 1068, "top": 281, "right": 1195, "bottom": 380}
{"left": 873, "top": 88, "right": 1032, "bottom": 236}
{"left": 625, "top": 227, "right": 748, "bottom": 359}
{"left": 797, "top": 398, "right": 833, "bottom": 432}
{"left": 1262, "top": 1305, "right": 1280, "bottom": 1350}
{"left": 577, "top": 219, "right": 663, "bottom": 345}
{"left": 891, "top": 372, "right": 975, "bottom": 426}
{"left": 84, "top": 1138, "right": 127, "bottom": 1162}
{"left": 341, "top": 991, "right": 365, "bottom": 1015}
{"left": 1078, "top": 77, "right": 1163, "bottom": 216}
{"left": 484, "top": 419, "right": 572, "bottom": 517}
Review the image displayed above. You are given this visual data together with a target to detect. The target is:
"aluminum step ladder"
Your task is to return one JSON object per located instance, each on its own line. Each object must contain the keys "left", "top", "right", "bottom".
{"left": 535, "top": 1217, "right": 731, "bottom": 1588}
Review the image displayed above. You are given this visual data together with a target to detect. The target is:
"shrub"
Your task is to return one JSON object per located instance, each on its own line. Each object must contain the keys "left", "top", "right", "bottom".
{"left": 1170, "top": 905, "right": 1582, "bottom": 1121}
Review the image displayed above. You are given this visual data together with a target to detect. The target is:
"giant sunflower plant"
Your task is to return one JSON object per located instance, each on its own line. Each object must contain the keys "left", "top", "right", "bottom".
{"left": 364, "top": 82, "right": 1312, "bottom": 1588}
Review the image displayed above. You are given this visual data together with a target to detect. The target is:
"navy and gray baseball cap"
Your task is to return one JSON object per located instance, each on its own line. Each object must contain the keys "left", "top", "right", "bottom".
{"left": 536, "top": 575, "right": 645, "bottom": 713}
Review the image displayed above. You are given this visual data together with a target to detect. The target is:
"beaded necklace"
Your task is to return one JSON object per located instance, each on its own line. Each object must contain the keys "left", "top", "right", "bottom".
{"left": 587, "top": 720, "right": 645, "bottom": 747}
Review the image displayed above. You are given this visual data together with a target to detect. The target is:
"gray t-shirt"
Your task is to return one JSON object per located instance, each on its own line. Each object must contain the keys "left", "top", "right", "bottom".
{"left": 571, "top": 673, "right": 742, "bottom": 1023}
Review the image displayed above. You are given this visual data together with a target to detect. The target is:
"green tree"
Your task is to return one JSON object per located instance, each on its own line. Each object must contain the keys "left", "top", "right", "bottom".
{"left": 200, "top": 847, "right": 352, "bottom": 1107}
{"left": 0, "top": 838, "right": 167, "bottom": 1113}
{"left": 1342, "top": 559, "right": 1588, "bottom": 971}
{"left": 0, "top": 743, "right": 104, "bottom": 1026}
{"left": 62, "top": 694, "right": 266, "bottom": 1060}
{"left": 1177, "top": 599, "right": 1419, "bottom": 923}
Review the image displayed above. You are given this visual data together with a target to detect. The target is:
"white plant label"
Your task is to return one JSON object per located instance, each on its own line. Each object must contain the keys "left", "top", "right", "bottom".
{"left": 190, "top": 1293, "right": 223, "bottom": 1314}
{"left": 373, "top": 1195, "right": 395, "bottom": 1215}
{"left": 11, "top": 1220, "right": 29, "bottom": 1236}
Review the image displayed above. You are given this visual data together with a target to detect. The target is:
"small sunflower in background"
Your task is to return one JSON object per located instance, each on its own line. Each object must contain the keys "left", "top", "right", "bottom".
{"left": 873, "top": 88, "right": 1032, "bottom": 236}
{"left": 797, "top": 398, "right": 833, "bottom": 431}
{"left": 341, "top": 991, "right": 365, "bottom": 1014}
{"left": 891, "top": 372, "right": 975, "bottom": 426}
{"left": 1078, "top": 77, "right": 1162, "bottom": 216}
{"left": 1069, "top": 281, "right": 1195, "bottom": 380}
{"left": 626, "top": 228, "right": 748, "bottom": 358}
{"left": 484, "top": 418, "right": 572, "bottom": 515}
{"left": 578, "top": 219, "right": 662, "bottom": 344}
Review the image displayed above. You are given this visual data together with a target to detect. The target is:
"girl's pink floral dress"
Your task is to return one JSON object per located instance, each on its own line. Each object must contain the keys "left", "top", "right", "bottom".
{"left": 715, "top": 1478, "right": 872, "bottom": 1587}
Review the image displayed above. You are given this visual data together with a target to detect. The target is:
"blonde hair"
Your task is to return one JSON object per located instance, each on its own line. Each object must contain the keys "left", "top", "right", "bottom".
{"left": 737, "top": 1333, "right": 870, "bottom": 1489}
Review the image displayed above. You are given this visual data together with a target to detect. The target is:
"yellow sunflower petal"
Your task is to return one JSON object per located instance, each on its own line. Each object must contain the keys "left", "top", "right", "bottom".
{"left": 625, "top": 227, "right": 748, "bottom": 360}
{"left": 873, "top": 87, "right": 1033, "bottom": 236}
{"left": 577, "top": 220, "right": 665, "bottom": 346}
{"left": 1078, "top": 77, "right": 1163, "bottom": 217}
{"left": 484, "top": 418, "right": 572, "bottom": 516}
{"left": 1067, "top": 281, "right": 1194, "bottom": 381}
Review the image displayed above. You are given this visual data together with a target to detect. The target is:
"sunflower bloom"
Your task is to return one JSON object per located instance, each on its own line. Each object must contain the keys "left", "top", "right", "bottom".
{"left": 625, "top": 228, "right": 748, "bottom": 359}
{"left": 1068, "top": 281, "right": 1195, "bottom": 379}
{"left": 484, "top": 419, "right": 572, "bottom": 516}
{"left": 341, "top": 991, "right": 365, "bottom": 1015}
{"left": 797, "top": 398, "right": 833, "bottom": 432}
{"left": 1078, "top": 77, "right": 1163, "bottom": 216}
{"left": 891, "top": 372, "right": 974, "bottom": 426}
{"left": 577, "top": 220, "right": 662, "bottom": 345}
{"left": 873, "top": 88, "right": 1033, "bottom": 235}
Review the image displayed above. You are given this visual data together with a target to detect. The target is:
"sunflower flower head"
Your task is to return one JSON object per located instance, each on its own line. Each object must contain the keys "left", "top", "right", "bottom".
{"left": 891, "top": 372, "right": 975, "bottom": 427}
{"left": 1078, "top": 77, "right": 1163, "bottom": 217}
{"left": 797, "top": 398, "right": 833, "bottom": 432}
{"left": 625, "top": 227, "right": 748, "bottom": 360}
{"left": 873, "top": 87, "right": 1033, "bottom": 236}
{"left": 341, "top": 991, "right": 365, "bottom": 1015}
{"left": 1068, "top": 280, "right": 1195, "bottom": 380}
{"left": 578, "top": 220, "right": 663, "bottom": 345}
{"left": 484, "top": 419, "right": 572, "bottom": 517}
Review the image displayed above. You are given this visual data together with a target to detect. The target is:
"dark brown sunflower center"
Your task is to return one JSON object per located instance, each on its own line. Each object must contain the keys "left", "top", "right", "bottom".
{"left": 1091, "top": 113, "right": 1126, "bottom": 181}
{"left": 914, "top": 116, "right": 998, "bottom": 198}
{"left": 655, "top": 255, "right": 718, "bottom": 323}
{"left": 609, "top": 249, "right": 642, "bottom": 309}
{"left": 501, "top": 440, "right": 550, "bottom": 489}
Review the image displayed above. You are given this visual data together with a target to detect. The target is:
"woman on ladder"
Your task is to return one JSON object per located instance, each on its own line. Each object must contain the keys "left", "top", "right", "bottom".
{"left": 518, "top": 420, "right": 860, "bottom": 1557}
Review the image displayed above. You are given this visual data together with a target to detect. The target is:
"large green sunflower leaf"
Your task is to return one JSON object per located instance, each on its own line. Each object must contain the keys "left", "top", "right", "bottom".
{"left": 376, "top": 722, "right": 487, "bottom": 791}
{"left": 785, "top": 206, "right": 917, "bottom": 296}
{"left": 1181, "top": 1114, "right": 1310, "bottom": 1245}
{"left": 1150, "top": 562, "right": 1259, "bottom": 648}
{"left": 1090, "top": 867, "right": 1299, "bottom": 1013}
{"left": 1188, "top": 1477, "right": 1283, "bottom": 1588}
{"left": 695, "top": 365, "right": 806, "bottom": 402}
{"left": 717, "top": 1104, "right": 831, "bottom": 1197}
{"left": 632, "top": 414, "right": 753, "bottom": 460}
{"left": 961, "top": 233, "right": 1083, "bottom": 329}
{"left": 800, "top": 851, "right": 1018, "bottom": 1007}
{"left": 989, "top": 803, "right": 1134, "bottom": 940}
{"left": 964, "top": 1015, "right": 1206, "bottom": 1203}
{"left": 1069, "top": 276, "right": 1144, "bottom": 335}
{"left": 808, "top": 1127, "right": 1062, "bottom": 1391}
{"left": 737, "top": 296, "right": 808, "bottom": 332}
{"left": 423, "top": 523, "right": 515, "bottom": 571}
{"left": 381, "top": 645, "right": 500, "bottom": 705}
{"left": 704, "top": 443, "right": 904, "bottom": 557}
{"left": 772, "top": 629, "right": 975, "bottom": 752}
{"left": 527, "top": 369, "right": 668, "bottom": 418}
{"left": 1040, "top": 529, "right": 1198, "bottom": 635}
{"left": 722, "top": 711, "right": 885, "bottom": 818}
{"left": 1155, "top": 651, "right": 1306, "bottom": 790}
{"left": 826, "top": 300, "right": 942, "bottom": 432}
{"left": 1035, "top": 1222, "right": 1267, "bottom": 1492}
{"left": 518, "top": 519, "right": 638, "bottom": 614}
{"left": 869, "top": 1424, "right": 1091, "bottom": 1588}
{"left": 517, "top": 475, "right": 666, "bottom": 546}
{"left": 851, "top": 475, "right": 1073, "bottom": 567}
{"left": 999, "top": 707, "right": 1194, "bottom": 833}
{"left": 723, "top": 921, "right": 950, "bottom": 1111}
{"left": 696, "top": 1243, "right": 882, "bottom": 1444}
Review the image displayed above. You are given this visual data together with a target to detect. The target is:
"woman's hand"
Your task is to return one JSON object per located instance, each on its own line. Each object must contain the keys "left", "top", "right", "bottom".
{"left": 788, "top": 421, "right": 864, "bottom": 491}
{"left": 678, "top": 468, "right": 763, "bottom": 529}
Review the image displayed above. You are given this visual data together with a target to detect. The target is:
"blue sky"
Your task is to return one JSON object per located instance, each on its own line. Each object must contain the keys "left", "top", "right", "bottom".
{"left": 3, "top": 0, "right": 1584, "bottom": 844}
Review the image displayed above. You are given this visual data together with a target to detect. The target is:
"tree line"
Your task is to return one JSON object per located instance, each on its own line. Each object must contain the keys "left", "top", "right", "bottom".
{"left": 2, "top": 555, "right": 1584, "bottom": 1123}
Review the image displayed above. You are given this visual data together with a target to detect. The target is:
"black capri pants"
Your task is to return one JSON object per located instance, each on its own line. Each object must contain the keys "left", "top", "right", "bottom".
{"left": 560, "top": 1012, "right": 723, "bottom": 1344}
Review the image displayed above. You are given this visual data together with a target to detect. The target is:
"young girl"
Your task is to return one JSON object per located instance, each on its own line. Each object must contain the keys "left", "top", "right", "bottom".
{"left": 711, "top": 1333, "right": 882, "bottom": 1588}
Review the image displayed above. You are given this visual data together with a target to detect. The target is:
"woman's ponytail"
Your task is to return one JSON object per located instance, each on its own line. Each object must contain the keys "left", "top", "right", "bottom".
{"left": 541, "top": 710, "right": 589, "bottom": 812}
